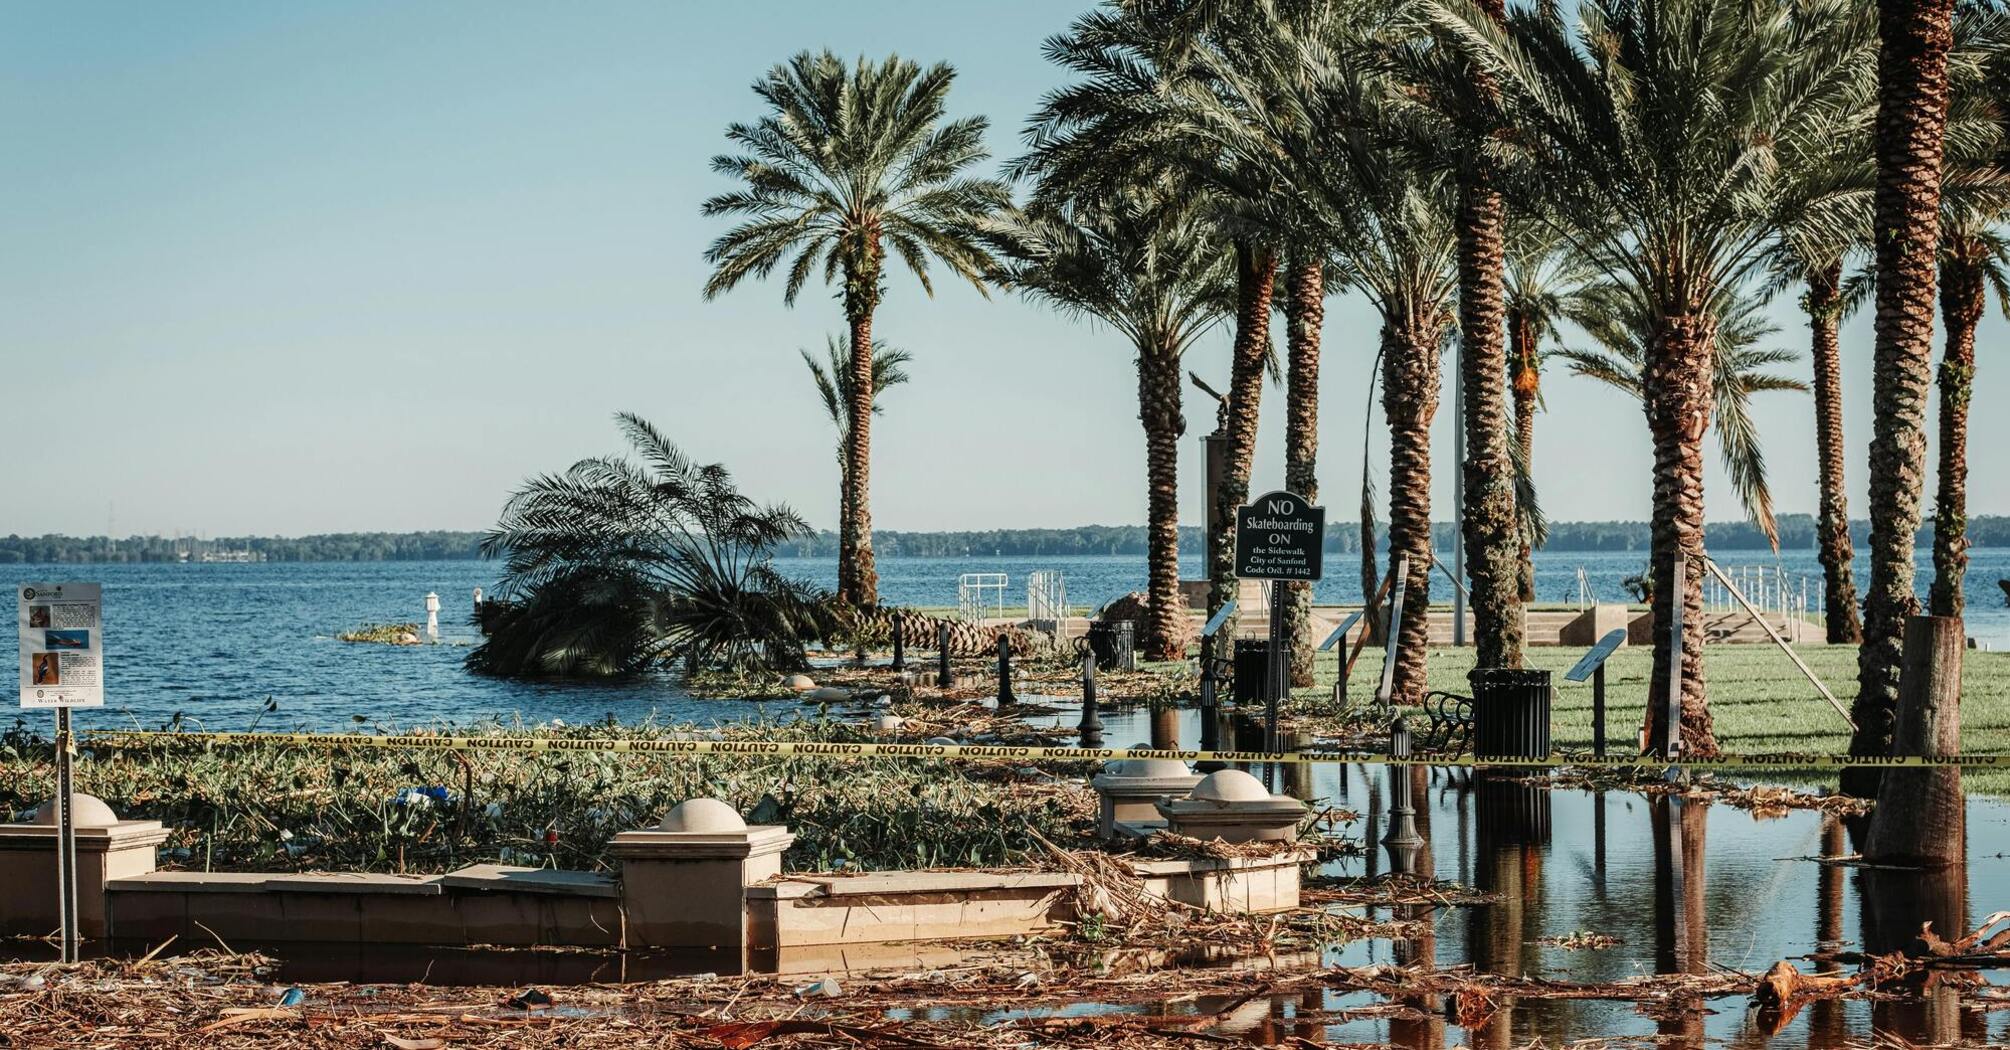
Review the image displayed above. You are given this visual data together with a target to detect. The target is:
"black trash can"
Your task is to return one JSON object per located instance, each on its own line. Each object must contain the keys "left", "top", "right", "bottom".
{"left": 1086, "top": 620, "right": 1136, "bottom": 672}
{"left": 1469, "top": 668, "right": 1553, "bottom": 759}
{"left": 1232, "top": 639, "right": 1270, "bottom": 703}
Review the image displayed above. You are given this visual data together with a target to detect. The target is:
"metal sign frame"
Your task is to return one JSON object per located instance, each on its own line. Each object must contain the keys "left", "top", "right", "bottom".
{"left": 19, "top": 581, "right": 102, "bottom": 965}
{"left": 1233, "top": 492, "right": 1325, "bottom": 582}
{"left": 1564, "top": 628, "right": 1628, "bottom": 759}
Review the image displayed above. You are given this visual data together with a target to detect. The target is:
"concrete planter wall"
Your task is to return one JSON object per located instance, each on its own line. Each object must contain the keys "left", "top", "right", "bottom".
{"left": 2, "top": 794, "right": 1312, "bottom": 955}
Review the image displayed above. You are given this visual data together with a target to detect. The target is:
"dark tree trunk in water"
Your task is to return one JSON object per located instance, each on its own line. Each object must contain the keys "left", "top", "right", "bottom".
{"left": 1508, "top": 310, "right": 1540, "bottom": 604}
{"left": 1931, "top": 251, "right": 1981, "bottom": 618}
{"left": 1381, "top": 314, "right": 1443, "bottom": 708}
{"left": 1139, "top": 342, "right": 1187, "bottom": 661}
{"left": 1282, "top": 259, "right": 1324, "bottom": 688}
{"left": 1455, "top": 18, "right": 1522, "bottom": 670}
{"left": 1209, "top": 245, "right": 1276, "bottom": 657}
{"left": 1865, "top": 616, "right": 1965, "bottom": 866}
{"left": 839, "top": 242, "right": 883, "bottom": 608}
{"left": 1852, "top": 0, "right": 1954, "bottom": 789}
{"left": 1642, "top": 313, "right": 1717, "bottom": 757}
{"left": 1808, "top": 263, "right": 1862, "bottom": 643}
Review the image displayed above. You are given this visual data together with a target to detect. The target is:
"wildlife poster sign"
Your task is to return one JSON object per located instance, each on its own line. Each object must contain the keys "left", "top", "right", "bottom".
{"left": 1234, "top": 492, "right": 1325, "bottom": 582}
{"left": 19, "top": 582, "right": 103, "bottom": 708}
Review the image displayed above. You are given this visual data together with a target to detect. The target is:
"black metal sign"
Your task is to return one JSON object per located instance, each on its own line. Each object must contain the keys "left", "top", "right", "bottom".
{"left": 1234, "top": 492, "right": 1325, "bottom": 581}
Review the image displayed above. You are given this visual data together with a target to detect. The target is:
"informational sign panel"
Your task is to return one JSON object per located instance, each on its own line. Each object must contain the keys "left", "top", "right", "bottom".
{"left": 1234, "top": 492, "right": 1325, "bottom": 581}
{"left": 1564, "top": 628, "right": 1629, "bottom": 683}
{"left": 1318, "top": 608, "right": 1366, "bottom": 651}
{"left": 1201, "top": 600, "right": 1238, "bottom": 638}
{"left": 19, "top": 582, "right": 103, "bottom": 708}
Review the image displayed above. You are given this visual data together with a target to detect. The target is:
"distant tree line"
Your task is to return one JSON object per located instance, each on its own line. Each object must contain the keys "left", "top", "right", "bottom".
{"left": 3, "top": 514, "right": 2008, "bottom": 564}
{"left": 0, "top": 531, "right": 486, "bottom": 564}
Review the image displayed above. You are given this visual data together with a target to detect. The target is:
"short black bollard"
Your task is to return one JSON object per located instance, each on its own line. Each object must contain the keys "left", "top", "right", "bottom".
{"left": 1381, "top": 717, "right": 1423, "bottom": 849}
{"left": 1197, "top": 658, "right": 1222, "bottom": 773}
{"left": 996, "top": 634, "right": 1016, "bottom": 707}
{"left": 891, "top": 611, "right": 906, "bottom": 672}
{"left": 1078, "top": 649, "right": 1103, "bottom": 747}
{"left": 937, "top": 623, "right": 952, "bottom": 689}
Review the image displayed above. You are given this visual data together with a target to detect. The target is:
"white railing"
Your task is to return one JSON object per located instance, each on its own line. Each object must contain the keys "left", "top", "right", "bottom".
{"left": 1026, "top": 570, "right": 1067, "bottom": 624}
{"left": 957, "top": 573, "right": 1009, "bottom": 623}
{"left": 1703, "top": 564, "right": 1821, "bottom": 625}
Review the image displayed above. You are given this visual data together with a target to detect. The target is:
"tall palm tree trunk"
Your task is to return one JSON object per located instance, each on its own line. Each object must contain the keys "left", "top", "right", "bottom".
{"left": 1508, "top": 310, "right": 1540, "bottom": 603}
{"left": 1808, "top": 263, "right": 1863, "bottom": 643}
{"left": 1140, "top": 342, "right": 1188, "bottom": 661}
{"left": 838, "top": 239, "right": 886, "bottom": 609}
{"left": 1360, "top": 358, "right": 1384, "bottom": 644}
{"left": 1642, "top": 313, "right": 1718, "bottom": 757}
{"left": 1459, "top": 0, "right": 1522, "bottom": 672}
{"left": 1380, "top": 315, "right": 1443, "bottom": 707}
{"left": 842, "top": 305, "right": 880, "bottom": 607}
{"left": 1282, "top": 259, "right": 1325, "bottom": 687}
{"left": 837, "top": 462, "right": 852, "bottom": 594}
{"left": 1931, "top": 253, "right": 1982, "bottom": 617}
{"left": 1209, "top": 245, "right": 1277, "bottom": 658}
{"left": 1850, "top": 0, "right": 1955, "bottom": 781}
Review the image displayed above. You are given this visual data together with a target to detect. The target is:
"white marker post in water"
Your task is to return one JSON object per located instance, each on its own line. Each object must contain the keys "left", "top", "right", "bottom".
{"left": 19, "top": 581, "right": 105, "bottom": 965}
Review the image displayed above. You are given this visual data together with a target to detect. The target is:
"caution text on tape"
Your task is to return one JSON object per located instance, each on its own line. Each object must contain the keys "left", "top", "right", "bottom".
{"left": 68, "top": 730, "right": 2009, "bottom": 770}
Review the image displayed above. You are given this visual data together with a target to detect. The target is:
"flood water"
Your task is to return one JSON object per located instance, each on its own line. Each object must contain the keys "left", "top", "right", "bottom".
{"left": 7, "top": 547, "right": 2010, "bottom": 732}
{"left": 1040, "top": 702, "right": 2010, "bottom": 1048}
{"left": 19, "top": 698, "right": 2002, "bottom": 1047}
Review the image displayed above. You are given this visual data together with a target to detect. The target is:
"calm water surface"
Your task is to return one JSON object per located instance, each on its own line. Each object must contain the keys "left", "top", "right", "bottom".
{"left": 6, "top": 548, "right": 2008, "bottom": 732}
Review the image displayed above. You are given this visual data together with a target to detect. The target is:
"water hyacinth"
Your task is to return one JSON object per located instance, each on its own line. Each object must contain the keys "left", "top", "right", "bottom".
{"left": 0, "top": 717, "right": 1098, "bottom": 875}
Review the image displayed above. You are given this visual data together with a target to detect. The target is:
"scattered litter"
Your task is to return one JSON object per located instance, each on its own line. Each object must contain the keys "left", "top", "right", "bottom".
{"left": 506, "top": 987, "right": 553, "bottom": 1011}
{"left": 277, "top": 987, "right": 306, "bottom": 1007}
{"left": 1537, "top": 930, "right": 1622, "bottom": 950}
{"left": 793, "top": 977, "right": 842, "bottom": 998}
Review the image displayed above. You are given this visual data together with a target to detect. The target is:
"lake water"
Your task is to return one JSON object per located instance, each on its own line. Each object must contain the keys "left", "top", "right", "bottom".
{"left": 7, "top": 548, "right": 2008, "bottom": 733}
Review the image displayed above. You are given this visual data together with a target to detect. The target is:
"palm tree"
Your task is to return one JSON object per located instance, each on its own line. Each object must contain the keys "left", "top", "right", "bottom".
{"left": 1502, "top": 222, "right": 1595, "bottom": 601}
{"left": 1851, "top": 0, "right": 1981, "bottom": 775}
{"left": 1930, "top": 219, "right": 2010, "bottom": 618}
{"left": 1437, "top": 0, "right": 1524, "bottom": 672}
{"left": 801, "top": 336, "right": 914, "bottom": 576}
{"left": 1761, "top": 246, "right": 1870, "bottom": 642}
{"left": 1924, "top": 14, "right": 2010, "bottom": 619}
{"left": 702, "top": 51, "right": 1009, "bottom": 608}
{"left": 1420, "top": 0, "right": 1875, "bottom": 756}
{"left": 470, "top": 414, "right": 832, "bottom": 678}
{"left": 1281, "top": 253, "right": 1329, "bottom": 686}
{"left": 1019, "top": 5, "right": 1286, "bottom": 661}
{"left": 1557, "top": 284, "right": 1809, "bottom": 546}
{"left": 1173, "top": 0, "right": 1458, "bottom": 706}
{"left": 982, "top": 192, "right": 1232, "bottom": 660}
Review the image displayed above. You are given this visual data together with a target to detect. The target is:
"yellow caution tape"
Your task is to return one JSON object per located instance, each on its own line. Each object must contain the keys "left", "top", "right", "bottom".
{"left": 72, "top": 730, "right": 2005, "bottom": 770}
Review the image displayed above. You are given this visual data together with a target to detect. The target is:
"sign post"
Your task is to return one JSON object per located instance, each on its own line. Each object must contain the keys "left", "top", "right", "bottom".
{"left": 1564, "top": 628, "right": 1629, "bottom": 758}
{"left": 1318, "top": 608, "right": 1367, "bottom": 711}
{"left": 19, "top": 582, "right": 104, "bottom": 965}
{"left": 1234, "top": 492, "right": 1325, "bottom": 781}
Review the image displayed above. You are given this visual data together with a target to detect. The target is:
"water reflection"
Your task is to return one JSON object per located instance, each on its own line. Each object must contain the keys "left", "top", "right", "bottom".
{"left": 1855, "top": 823, "right": 1975, "bottom": 1045}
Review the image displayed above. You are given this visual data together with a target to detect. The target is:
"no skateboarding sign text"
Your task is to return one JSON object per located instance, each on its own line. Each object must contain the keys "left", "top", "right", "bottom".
{"left": 1234, "top": 492, "right": 1324, "bottom": 582}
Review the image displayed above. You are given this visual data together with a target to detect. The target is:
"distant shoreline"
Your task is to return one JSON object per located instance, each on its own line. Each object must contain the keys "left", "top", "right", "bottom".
{"left": 3, "top": 514, "right": 2006, "bottom": 564}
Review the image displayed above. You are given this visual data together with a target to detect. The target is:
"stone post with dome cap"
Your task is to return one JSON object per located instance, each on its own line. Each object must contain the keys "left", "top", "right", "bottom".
{"left": 610, "top": 798, "right": 793, "bottom": 949}
{"left": 1089, "top": 746, "right": 1204, "bottom": 839}
{"left": 0, "top": 794, "right": 168, "bottom": 939}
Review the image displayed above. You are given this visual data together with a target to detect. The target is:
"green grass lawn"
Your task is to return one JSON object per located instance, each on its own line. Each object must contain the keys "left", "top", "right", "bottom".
{"left": 1286, "top": 642, "right": 2010, "bottom": 796}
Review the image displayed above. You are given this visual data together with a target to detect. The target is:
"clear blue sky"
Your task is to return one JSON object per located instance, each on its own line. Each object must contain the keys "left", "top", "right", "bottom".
{"left": 2, "top": 2, "right": 2001, "bottom": 538}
